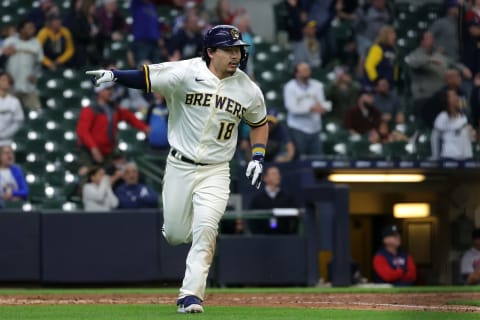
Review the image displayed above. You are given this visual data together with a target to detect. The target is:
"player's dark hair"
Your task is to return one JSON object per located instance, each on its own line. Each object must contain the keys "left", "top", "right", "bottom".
{"left": 202, "top": 47, "right": 217, "bottom": 66}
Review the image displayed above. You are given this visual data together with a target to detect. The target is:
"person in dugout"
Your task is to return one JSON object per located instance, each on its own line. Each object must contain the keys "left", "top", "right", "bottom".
{"left": 373, "top": 225, "right": 417, "bottom": 286}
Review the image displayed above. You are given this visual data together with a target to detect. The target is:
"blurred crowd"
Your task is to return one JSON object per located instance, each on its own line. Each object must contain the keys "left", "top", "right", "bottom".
{"left": 1, "top": 0, "right": 480, "bottom": 210}
{"left": 270, "top": 0, "right": 480, "bottom": 163}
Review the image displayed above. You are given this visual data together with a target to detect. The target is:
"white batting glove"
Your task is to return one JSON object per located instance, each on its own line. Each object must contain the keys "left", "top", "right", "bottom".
{"left": 246, "top": 160, "right": 263, "bottom": 189}
{"left": 85, "top": 69, "right": 115, "bottom": 86}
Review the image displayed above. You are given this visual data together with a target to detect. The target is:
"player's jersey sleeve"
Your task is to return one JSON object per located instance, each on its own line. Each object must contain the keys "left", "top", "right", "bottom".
{"left": 243, "top": 84, "right": 267, "bottom": 127}
{"left": 144, "top": 60, "right": 188, "bottom": 95}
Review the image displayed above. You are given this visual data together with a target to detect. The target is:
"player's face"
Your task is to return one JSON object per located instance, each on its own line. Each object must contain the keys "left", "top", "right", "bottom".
{"left": 208, "top": 46, "right": 241, "bottom": 79}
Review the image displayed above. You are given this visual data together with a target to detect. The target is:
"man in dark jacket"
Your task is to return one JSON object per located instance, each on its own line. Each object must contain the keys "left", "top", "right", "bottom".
{"left": 343, "top": 89, "right": 381, "bottom": 139}
{"left": 114, "top": 162, "right": 158, "bottom": 209}
{"left": 249, "top": 166, "right": 297, "bottom": 234}
{"left": 76, "top": 82, "right": 150, "bottom": 166}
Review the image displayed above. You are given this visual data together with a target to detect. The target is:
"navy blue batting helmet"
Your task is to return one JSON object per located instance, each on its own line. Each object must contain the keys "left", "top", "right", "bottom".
{"left": 202, "top": 25, "right": 250, "bottom": 70}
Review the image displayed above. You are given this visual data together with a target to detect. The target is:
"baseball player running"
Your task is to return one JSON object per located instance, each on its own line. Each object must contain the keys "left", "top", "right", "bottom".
{"left": 86, "top": 25, "right": 268, "bottom": 313}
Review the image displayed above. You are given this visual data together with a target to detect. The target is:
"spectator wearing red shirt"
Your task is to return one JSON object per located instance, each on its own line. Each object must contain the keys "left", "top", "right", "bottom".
{"left": 373, "top": 225, "right": 417, "bottom": 286}
{"left": 76, "top": 82, "right": 150, "bottom": 166}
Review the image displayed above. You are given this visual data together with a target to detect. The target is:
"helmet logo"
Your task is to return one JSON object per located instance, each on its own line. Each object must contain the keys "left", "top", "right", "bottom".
{"left": 230, "top": 29, "right": 240, "bottom": 40}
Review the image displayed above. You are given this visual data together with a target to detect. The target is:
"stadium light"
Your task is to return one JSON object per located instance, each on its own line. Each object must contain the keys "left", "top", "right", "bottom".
{"left": 327, "top": 174, "right": 425, "bottom": 183}
{"left": 394, "top": 203, "right": 430, "bottom": 218}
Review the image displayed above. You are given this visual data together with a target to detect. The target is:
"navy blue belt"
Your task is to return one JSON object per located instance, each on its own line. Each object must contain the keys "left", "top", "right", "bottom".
{"left": 170, "top": 149, "right": 209, "bottom": 166}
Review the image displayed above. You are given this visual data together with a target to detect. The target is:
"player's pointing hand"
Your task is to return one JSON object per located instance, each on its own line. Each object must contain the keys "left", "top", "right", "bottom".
{"left": 86, "top": 69, "right": 115, "bottom": 86}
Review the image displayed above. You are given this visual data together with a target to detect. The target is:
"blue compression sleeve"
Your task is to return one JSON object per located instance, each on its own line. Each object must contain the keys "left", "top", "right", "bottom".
{"left": 112, "top": 68, "right": 149, "bottom": 91}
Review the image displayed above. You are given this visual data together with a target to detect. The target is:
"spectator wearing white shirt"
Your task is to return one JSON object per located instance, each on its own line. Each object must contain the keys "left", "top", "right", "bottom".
{"left": 283, "top": 62, "right": 331, "bottom": 158}
{"left": 431, "top": 89, "right": 473, "bottom": 160}
{"left": 460, "top": 228, "right": 480, "bottom": 285}
{"left": 82, "top": 166, "right": 118, "bottom": 212}
{"left": 2, "top": 20, "right": 43, "bottom": 110}
{"left": 0, "top": 72, "right": 24, "bottom": 147}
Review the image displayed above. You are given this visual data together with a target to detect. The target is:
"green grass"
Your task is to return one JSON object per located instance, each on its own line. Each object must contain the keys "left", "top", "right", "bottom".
{"left": 447, "top": 299, "right": 480, "bottom": 307}
{"left": 0, "top": 285, "right": 478, "bottom": 296}
{"left": 0, "top": 305, "right": 477, "bottom": 320}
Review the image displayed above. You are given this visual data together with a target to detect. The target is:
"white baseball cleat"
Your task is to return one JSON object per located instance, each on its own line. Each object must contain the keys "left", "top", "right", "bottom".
{"left": 177, "top": 295, "right": 204, "bottom": 313}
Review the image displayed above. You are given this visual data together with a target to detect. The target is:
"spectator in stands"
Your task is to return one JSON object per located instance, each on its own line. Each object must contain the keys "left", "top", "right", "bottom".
{"left": 343, "top": 89, "right": 381, "bottom": 142}
{"left": 249, "top": 166, "right": 298, "bottom": 235}
{"left": 130, "top": 0, "right": 163, "bottom": 64}
{"left": 146, "top": 92, "right": 169, "bottom": 151}
{"left": 28, "top": 0, "right": 57, "bottom": 32}
{"left": 426, "top": 68, "right": 470, "bottom": 128}
{"left": 264, "top": 109, "right": 295, "bottom": 163}
{"left": 363, "top": 25, "right": 397, "bottom": 89}
{"left": 76, "top": 82, "right": 150, "bottom": 166}
{"left": 429, "top": 0, "right": 460, "bottom": 61}
{"left": 105, "top": 150, "right": 127, "bottom": 191}
{"left": 212, "top": 0, "right": 243, "bottom": 25}
{"left": 431, "top": 89, "right": 473, "bottom": 160}
{"left": 330, "top": 0, "right": 358, "bottom": 71}
{"left": 460, "top": 228, "right": 480, "bottom": 285}
{"left": 2, "top": 20, "right": 43, "bottom": 110}
{"left": 67, "top": 0, "right": 101, "bottom": 67}
{"left": 463, "top": 0, "right": 480, "bottom": 76}
{"left": 0, "top": 145, "right": 28, "bottom": 203}
{"left": 37, "top": 13, "right": 75, "bottom": 70}
{"left": 115, "top": 162, "right": 158, "bottom": 209}
{"left": 354, "top": 0, "right": 391, "bottom": 59}
{"left": 373, "top": 225, "right": 416, "bottom": 286}
{"left": 96, "top": 0, "right": 128, "bottom": 42}
{"left": 284, "top": 0, "right": 307, "bottom": 46}
{"left": 292, "top": 20, "right": 322, "bottom": 69}
{"left": 373, "top": 77, "right": 404, "bottom": 124}
{"left": 405, "top": 31, "right": 470, "bottom": 125}
{"left": 0, "top": 72, "right": 24, "bottom": 147}
{"left": 471, "top": 73, "right": 480, "bottom": 142}
{"left": 375, "top": 120, "right": 408, "bottom": 144}
{"left": 0, "top": 26, "right": 16, "bottom": 69}
{"left": 326, "top": 66, "right": 361, "bottom": 120}
{"left": 233, "top": 12, "right": 255, "bottom": 77}
{"left": 284, "top": 62, "right": 332, "bottom": 158}
{"left": 172, "top": 1, "right": 207, "bottom": 34}
{"left": 82, "top": 166, "right": 118, "bottom": 211}
{"left": 168, "top": 12, "right": 203, "bottom": 61}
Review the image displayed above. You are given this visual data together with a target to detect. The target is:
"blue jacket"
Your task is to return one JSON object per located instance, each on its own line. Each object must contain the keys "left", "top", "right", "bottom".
{"left": 2, "top": 165, "right": 29, "bottom": 200}
{"left": 147, "top": 103, "right": 169, "bottom": 149}
{"left": 130, "top": 0, "right": 160, "bottom": 42}
{"left": 115, "top": 183, "right": 158, "bottom": 209}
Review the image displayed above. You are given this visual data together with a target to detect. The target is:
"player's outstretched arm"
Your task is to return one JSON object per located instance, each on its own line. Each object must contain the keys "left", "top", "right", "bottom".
{"left": 86, "top": 68, "right": 147, "bottom": 91}
{"left": 246, "top": 123, "right": 268, "bottom": 189}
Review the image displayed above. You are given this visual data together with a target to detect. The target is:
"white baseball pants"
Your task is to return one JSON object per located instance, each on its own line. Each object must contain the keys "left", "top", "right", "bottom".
{"left": 162, "top": 155, "right": 230, "bottom": 301}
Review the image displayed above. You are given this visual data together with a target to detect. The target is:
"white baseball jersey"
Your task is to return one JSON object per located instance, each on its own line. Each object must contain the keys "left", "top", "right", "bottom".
{"left": 144, "top": 57, "right": 267, "bottom": 163}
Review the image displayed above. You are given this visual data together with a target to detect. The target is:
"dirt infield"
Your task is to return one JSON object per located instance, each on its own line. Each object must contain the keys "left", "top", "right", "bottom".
{"left": 1, "top": 292, "right": 480, "bottom": 312}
